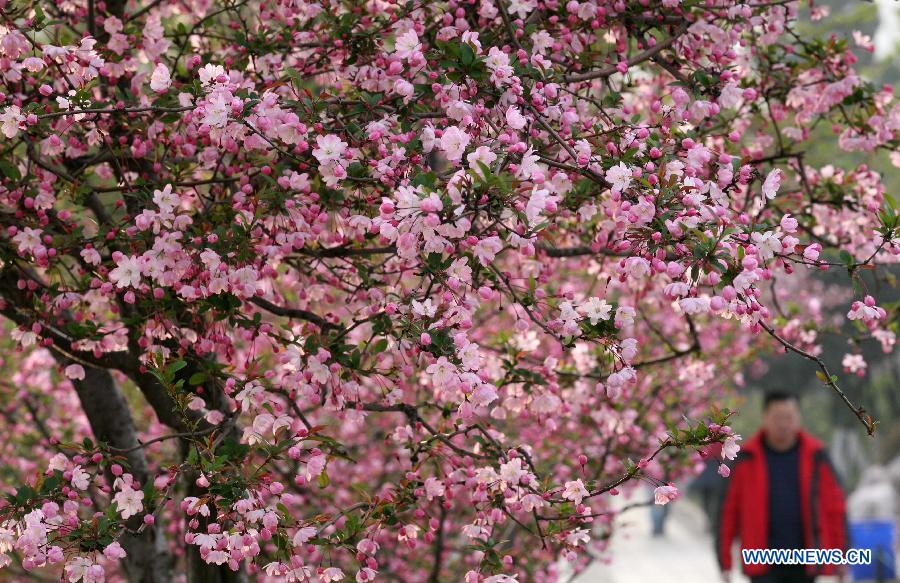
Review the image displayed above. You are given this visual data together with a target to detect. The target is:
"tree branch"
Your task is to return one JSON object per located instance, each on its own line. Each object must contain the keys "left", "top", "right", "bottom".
{"left": 249, "top": 296, "right": 339, "bottom": 331}
{"left": 759, "top": 320, "right": 876, "bottom": 435}
{"left": 563, "top": 26, "right": 688, "bottom": 83}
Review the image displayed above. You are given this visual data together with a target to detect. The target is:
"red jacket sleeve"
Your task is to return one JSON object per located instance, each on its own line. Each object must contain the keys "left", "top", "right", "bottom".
{"left": 716, "top": 459, "right": 743, "bottom": 571}
{"left": 818, "top": 454, "right": 848, "bottom": 551}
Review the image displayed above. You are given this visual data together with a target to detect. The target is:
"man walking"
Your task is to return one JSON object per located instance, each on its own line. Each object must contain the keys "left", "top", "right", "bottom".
{"left": 717, "top": 391, "right": 848, "bottom": 582}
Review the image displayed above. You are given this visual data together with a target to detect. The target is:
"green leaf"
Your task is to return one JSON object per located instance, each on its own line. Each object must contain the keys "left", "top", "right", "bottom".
{"left": 0, "top": 160, "right": 21, "bottom": 181}
{"left": 143, "top": 480, "right": 159, "bottom": 504}
{"left": 188, "top": 371, "right": 208, "bottom": 385}
{"left": 34, "top": 6, "right": 45, "bottom": 23}
{"left": 40, "top": 475, "right": 60, "bottom": 495}
{"left": 15, "top": 485, "right": 36, "bottom": 504}
{"left": 411, "top": 171, "right": 436, "bottom": 189}
{"left": 217, "top": 438, "right": 250, "bottom": 463}
{"left": 460, "top": 42, "right": 476, "bottom": 67}
{"left": 839, "top": 250, "right": 854, "bottom": 267}
{"left": 166, "top": 359, "right": 188, "bottom": 377}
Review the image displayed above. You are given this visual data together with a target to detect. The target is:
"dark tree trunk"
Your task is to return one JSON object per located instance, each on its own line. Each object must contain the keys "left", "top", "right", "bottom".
{"left": 58, "top": 357, "right": 174, "bottom": 583}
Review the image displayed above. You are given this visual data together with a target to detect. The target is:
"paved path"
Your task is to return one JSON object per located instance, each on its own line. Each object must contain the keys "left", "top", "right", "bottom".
{"left": 571, "top": 495, "right": 749, "bottom": 583}
{"left": 570, "top": 496, "right": 846, "bottom": 582}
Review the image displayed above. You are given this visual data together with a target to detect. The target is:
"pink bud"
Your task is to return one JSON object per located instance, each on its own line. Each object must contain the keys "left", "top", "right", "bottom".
{"left": 780, "top": 214, "right": 798, "bottom": 233}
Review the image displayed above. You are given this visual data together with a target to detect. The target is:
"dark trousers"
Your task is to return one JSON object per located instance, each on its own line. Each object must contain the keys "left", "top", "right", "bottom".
{"left": 750, "top": 565, "right": 815, "bottom": 583}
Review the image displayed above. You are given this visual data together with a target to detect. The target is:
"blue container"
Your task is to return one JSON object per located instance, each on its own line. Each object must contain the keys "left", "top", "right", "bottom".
{"left": 849, "top": 520, "right": 896, "bottom": 581}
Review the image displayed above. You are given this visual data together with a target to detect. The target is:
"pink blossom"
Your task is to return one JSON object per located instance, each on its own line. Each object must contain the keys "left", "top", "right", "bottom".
{"left": 71, "top": 466, "right": 90, "bottom": 490}
{"left": 722, "top": 435, "right": 742, "bottom": 461}
{"left": 149, "top": 63, "right": 171, "bottom": 92}
{"left": 561, "top": 479, "right": 589, "bottom": 505}
{"left": 393, "top": 30, "right": 421, "bottom": 60}
{"left": 440, "top": 126, "right": 470, "bottom": 162}
{"left": 605, "top": 162, "right": 632, "bottom": 193}
{"left": 0, "top": 105, "right": 24, "bottom": 138}
{"left": 505, "top": 106, "right": 527, "bottom": 130}
{"left": 803, "top": 243, "right": 822, "bottom": 261}
{"left": 653, "top": 484, "right": 680, "bottom": 505}
{"left": 578, "top": 297, "right": 612, "bottom": 325}
{"left": 474, "top": 236, "right": 503, "bottom": 266}
{"left": 842, "top": 353, "right": 867, "bottom": 376}
{"left": 64, "top": 364, "right": 86, "bottom": 380}
{"left": 424, "top": 477, "right": 445, "bottom": 500}
{"left": 780, "top": 214, "right": 798, "bottom": 233}
{"left": 109, "top": 255, "right": 143, "bottom": 288}
{"left": 762, "top": 168, "right": 783, "bottom": 199}
{"left": 113, "top": 485, "right": 144, "bottom": 519}
{"left": 103, "top": 542, "right": 127, "bottom": 560}
{"left": 313, "top": 134, "right": 348, "bottom": 165}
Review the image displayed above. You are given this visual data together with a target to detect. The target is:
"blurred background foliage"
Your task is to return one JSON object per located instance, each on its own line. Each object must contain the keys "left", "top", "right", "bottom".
{"left": 726, "top": 0, "right": 899, "bottom": 489}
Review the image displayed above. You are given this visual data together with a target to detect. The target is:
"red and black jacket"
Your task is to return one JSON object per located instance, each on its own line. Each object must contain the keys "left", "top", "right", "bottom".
{"left": 716, "top": 429, "right": 848, "bottom": 576}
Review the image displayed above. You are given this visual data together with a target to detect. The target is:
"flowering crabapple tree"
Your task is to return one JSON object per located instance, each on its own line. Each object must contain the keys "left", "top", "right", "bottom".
{"left": 0, "top": 0, "right": 898, "bottom": 580}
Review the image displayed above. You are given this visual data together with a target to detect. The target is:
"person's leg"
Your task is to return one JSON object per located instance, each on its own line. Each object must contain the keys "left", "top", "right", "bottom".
{"left": 700, "top": 488, "right": 714, "bottom": 530}
{"left": 768, "top": 565, "right": 815, "bottom": 583}
{"left": 650, "top": 497, "right": 671, "bottom": 535}
{"left": 650, "top": 503, "right": 664, "bottom": 535}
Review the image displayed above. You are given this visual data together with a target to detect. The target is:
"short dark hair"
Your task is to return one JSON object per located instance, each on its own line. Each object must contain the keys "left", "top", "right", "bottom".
{"left": 763, "top": 390, "right": 798, "bottom": 410}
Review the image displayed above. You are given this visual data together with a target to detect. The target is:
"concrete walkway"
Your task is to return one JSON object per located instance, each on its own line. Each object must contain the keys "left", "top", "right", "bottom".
{"left": 571, "top": 496, "right": 848, "bottom": 582}
{"left": 572, "top": 495, "right": 749, "bottom": 583}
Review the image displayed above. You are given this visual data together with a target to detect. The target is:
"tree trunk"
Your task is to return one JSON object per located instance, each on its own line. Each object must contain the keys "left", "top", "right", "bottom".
{"left": 59, "top": 357, "right": 174, "bottom": 583}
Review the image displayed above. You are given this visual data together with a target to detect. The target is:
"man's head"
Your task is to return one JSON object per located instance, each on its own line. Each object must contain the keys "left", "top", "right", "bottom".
{"left": 762, "top": 391, "right": 802, "bottom": 451}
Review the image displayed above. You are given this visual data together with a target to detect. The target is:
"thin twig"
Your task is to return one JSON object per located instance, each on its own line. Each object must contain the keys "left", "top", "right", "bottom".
{"left": 759, "top": 320, "right": 875, "bottom": 435}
